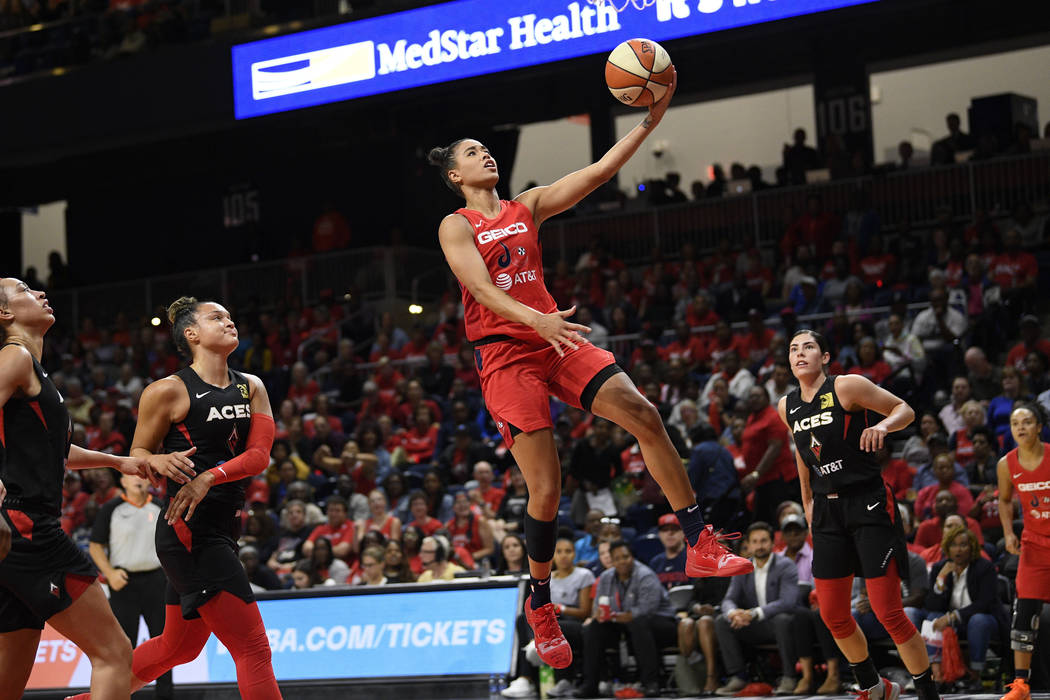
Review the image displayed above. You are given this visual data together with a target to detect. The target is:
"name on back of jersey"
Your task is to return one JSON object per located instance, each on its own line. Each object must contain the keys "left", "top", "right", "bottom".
{"left": 207, "top": 404, "right": 251, "bottom": 422}
{"left": 792, "top": 411, "right": 833, "bottom": 432}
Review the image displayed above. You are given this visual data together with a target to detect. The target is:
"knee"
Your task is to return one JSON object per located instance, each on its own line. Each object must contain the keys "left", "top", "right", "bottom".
{"left": 96, "top": 633, "right": 133, "bottom": 670}
{"left": 527, "top": 483, "right": 560, "bottom": 513}
{"left": 870, "top": 601, "right": 914, "bottom": 645}
{"left": 627, "top": 613, "right": 650, "bottom": 631}
{"left": 679, "top": 618, "right": 696, "bottom": 635}
{"left": 820, "top": 605, "right": 857, "bottom": 639}
{"left": 630, "top": 401, "right": 664, "bottom": 440}
{"left": 773, "top": 612, "right": 793, "bottom": 632}
{"left": 714, "top": 614, "right": 731, "bottom": 634}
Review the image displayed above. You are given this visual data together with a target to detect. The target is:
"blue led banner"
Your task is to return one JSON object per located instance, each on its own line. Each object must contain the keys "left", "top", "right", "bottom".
{"left": 206, "top": 585, "right": 522, "bottom": 681}
{"left": 232, "top": 0, "right": 880, "bottom": 119}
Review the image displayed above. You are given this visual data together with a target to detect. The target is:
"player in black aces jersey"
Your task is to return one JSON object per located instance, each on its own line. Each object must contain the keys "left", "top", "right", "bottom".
{"left": 0, "top": 278, "right": 158, "bottom": 700}
{"left": 779, "top": 330, "right": 939, "bottom": 700}
{"left": 65, "top": 297, "right": 282, "bottom": 700}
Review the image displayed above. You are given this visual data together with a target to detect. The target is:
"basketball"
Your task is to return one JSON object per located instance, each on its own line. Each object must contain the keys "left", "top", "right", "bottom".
{"left": 605, "top": 38, "right": 674, "bottom": 107}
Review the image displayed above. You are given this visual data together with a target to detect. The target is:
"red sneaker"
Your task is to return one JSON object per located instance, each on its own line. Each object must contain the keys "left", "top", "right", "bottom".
{"left": 685, "top": 524, "right": 754, "bottom": 577}
{"left": 1001, "top": 678, "right": 1031, "bottom": 700}
{"left": 523, "top": 596, "right": 572, "bottom": 669}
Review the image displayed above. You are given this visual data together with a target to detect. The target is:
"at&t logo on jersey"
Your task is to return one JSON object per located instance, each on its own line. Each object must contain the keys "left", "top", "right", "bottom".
{"left": 207, "top": 404, "right": 252, "bottom": 422}
{"left": 793, "top": 411, "right": 833, "bottom": 433}
{"left": 477, "top": 222, "right": 527, "bottom": 244}
{"left": 493, "top": 269, "right": 537, "bottom": 291}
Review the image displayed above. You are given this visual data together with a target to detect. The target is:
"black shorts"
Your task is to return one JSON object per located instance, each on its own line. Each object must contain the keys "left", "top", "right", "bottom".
{"left": 156, "top": 504, "right": 254, "bottom": 620}
{"left": 0, "top": 508, "right": 97, "bottom": 632}
{"left": 811, "top": 479, "right": 909, "bottom": 580}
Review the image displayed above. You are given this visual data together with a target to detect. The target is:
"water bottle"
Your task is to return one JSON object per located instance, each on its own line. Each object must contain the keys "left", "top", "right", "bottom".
{"left": 489, "top": 673, "right": 501, "bottom": 699}
{"left": 539, "top": 664, "right": 554, "bottom": 699}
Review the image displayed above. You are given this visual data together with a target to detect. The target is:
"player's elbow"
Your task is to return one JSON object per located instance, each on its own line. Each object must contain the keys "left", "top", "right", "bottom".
{"left": 897, "top": 402, "right": 915, "bottom": 425}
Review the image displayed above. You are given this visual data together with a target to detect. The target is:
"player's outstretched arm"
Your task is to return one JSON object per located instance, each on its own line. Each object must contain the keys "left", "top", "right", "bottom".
{"left": 438, "top": 214, "right": 590, "bottom": 356}
{"left": 517, "top": 69, "right": 677, "bottom": 227}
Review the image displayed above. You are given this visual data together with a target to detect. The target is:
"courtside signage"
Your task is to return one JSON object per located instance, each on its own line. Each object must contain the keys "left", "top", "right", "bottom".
{"left": 207, "top": 586, "right": 520, "bottom": 681}
{"left": 29, "top": 585, "right": 520, "bottom": 689}
{"left": 232, "top": 0, "right": 880, "bottom": 118}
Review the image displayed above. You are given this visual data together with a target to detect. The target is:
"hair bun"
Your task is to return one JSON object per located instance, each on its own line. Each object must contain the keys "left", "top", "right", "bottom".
{"left": 427, "top": 146, "right": 448, "bottom": 167}
{"left": 167, "top": 296, "right": 198, "bottom": 324}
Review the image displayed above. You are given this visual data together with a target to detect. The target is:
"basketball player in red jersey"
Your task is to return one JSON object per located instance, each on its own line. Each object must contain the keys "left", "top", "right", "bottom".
{"left": 428, "top": 70, "right": 751, "bottom": 670}
{"left": 0, "top": 277, "right": 160, "bottom": 700}
{"left": 997, "top": 403, "right": 1050, "bottom": 700}
{"left": 780, "top": 330, "right": 938, "bottom": 700}
{"left": 66, "top": 296, "right": 281, "bottom": 700}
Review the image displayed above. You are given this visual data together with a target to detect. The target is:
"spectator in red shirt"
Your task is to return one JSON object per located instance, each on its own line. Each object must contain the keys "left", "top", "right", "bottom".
{"left": 302, "top": 495, "right": 356, "bottom": 562}
{"left": 877, "top": 446, "right": 915, "bottom": 501}
{"left": 781, "top": 193, "right": 841, "bottom": 262}
{"left": 847, "top": 336, "right": 892, "bottom": 385}
{"left": 684, "top": 290, "right": 720, "bottom": 331}
{"left": 914, "top": 453, "right": 974, "bottom": 521}
{"left": 706, "top": 320, "right": 743, "bottom": 371}
{"left": 1006, "top": 315, "right": 1050, "bottom": 374}
{"left": 989, "top": 229, "right": 1037, "bottom": 291}
{"left": 446, "top": 491, "right": 494, "bottom": 564}
{"left": 287, "top": 361, "right": 320, "bottom": 412}
{"left": 398, "top": 379, "right": 443, "bottom": 427}
{"left": 369, "top": 332, "right": 402, "bottom": 363}
{"left": 469, "top": 461, "right": 505, "bottom": 518}
{"left": 405, "top": 490, "right": 443, "bottom": 536}
{"left": 739, "top": 386, "right": 797, "bottom": 524}
{"left": 400, "top": 405, "right": 439, "bottom": 464}
{"left": 858, "top": 234, "right": 897, "bottom": 288}
{"left": 453, "top": 346, "right": 481, "bottom": 392}
{"left": 312, "top": 203, "right": 351, "bottom": 252}
{"left": 738, "top": 309, "right": 775, "bottom": 368}
{"left": 361, "top": 488, "right": 402, "bottom": 542}
{"left": 664, "top": 319, "right": 707, "bottom": 370}
{"left": 87, "top": 412, "right": 127, "bottom": 455}
{"left": 913, "top": 490, "right": 984, "bottom": 549}
{"left": 60, "top": 470, "right": 90, "bottom": 534}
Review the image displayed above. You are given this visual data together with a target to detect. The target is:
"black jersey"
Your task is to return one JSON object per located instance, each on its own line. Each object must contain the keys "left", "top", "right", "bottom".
{"left": 162, "top": 367, "right": 252, "bottom": 511}
{"left": 785, "top": 375, "right": 883, "bottom": 494}
{"left": 0, "top": 345, "right": 72, "bottom": 513}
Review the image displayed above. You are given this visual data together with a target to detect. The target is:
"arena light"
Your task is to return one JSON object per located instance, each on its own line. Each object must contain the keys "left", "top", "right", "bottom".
{"left": 150, "top": 317, "right": 161, "bottom": 327}
{"left": 408, "top": 304, "right": 423, "bottom": 315}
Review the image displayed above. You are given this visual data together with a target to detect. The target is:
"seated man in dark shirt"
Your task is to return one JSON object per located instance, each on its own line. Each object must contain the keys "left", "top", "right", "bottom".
{"left": 649, "top": 514, "right": 688, "bottom": 590}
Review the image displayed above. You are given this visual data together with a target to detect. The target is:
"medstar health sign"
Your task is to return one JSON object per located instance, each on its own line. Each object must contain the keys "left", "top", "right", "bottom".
{"left": 232, "top": 0, "right": 879, "bottom": 119}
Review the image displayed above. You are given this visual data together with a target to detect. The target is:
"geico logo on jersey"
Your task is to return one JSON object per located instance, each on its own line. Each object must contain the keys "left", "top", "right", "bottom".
{"left": 206, "top": 404, "right": 252, "bottom": 422}
{"left": 477, "top": 222, "right": 527, "bottom": 244}
{"left": 1017, "top": 480, "right": 1050, "bottom": 492}
{"left": 493, "top": 269, "right": 537, "bottom": 291}
{"left": 793, "top": 412, "right": 833, "bottom": 433}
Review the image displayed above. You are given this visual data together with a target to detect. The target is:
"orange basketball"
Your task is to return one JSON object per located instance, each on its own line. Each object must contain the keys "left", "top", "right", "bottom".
{"left": 605, "top": 38, "right": 673, "bottom": 107}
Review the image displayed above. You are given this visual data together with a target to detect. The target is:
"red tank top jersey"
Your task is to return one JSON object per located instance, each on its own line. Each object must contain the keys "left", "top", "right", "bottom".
{"left": 365, "top": 514, "right": 395, "bottom": 539}
{"left": 446, "top": 513, "right": 483, "bottom": 552}
{"left": 453, "top": 200, "right": 557, "bottom": 343}
{"left": 1007, "top": 444, "right": 1050, "bottom": 544}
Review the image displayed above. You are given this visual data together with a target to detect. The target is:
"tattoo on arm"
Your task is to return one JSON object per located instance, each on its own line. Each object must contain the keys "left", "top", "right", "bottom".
{"left": 642, "top": 116, "right": 653, "bottom": 129}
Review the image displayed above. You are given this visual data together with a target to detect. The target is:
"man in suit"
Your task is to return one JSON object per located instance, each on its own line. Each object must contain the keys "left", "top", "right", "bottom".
{"left": 715, "top": 522, "right": 800, "bottom": 696}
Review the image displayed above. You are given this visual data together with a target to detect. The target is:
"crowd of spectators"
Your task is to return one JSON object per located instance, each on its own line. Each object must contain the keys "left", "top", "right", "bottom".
{"left": 636, "top": 117, "right": 1050, "bottom": 210}
{"left": 32, "top": 157, "right": 1050, "bottom": 697}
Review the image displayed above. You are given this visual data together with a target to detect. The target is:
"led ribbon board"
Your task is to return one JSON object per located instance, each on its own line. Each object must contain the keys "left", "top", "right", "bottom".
{"left": 232, "top": 0, "right": 879, "bottom": 119}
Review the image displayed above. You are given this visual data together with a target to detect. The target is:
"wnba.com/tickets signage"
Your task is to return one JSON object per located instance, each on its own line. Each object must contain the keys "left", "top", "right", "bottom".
{"left": 232, "top": 0, "right": 879, "bottom": 119}
{"left": 29, "top": 583, "right": 521, "bottom": 690}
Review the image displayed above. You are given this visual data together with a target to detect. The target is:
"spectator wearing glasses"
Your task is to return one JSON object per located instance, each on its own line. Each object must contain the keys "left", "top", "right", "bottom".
{"left": 356, "top": 546, "right": 389, "bottom": 586}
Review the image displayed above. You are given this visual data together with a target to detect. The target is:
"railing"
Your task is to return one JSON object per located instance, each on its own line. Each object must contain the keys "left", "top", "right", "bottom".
{"left": 540, "top": 150, "right": 1050, "bottom": 267}
{"left": 45, "top": 245, "right": 446, "bottom": 331}
{"left": 41, "top": 150, "right": 1048, "bottom": 333}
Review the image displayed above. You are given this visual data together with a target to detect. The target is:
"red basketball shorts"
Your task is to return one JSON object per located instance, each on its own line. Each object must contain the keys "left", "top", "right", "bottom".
{"left": 474, "top": 337, "right": 620, "bottom": 448}
{"left": 1016, "top": 535, "right": 1050, "bottom": 601}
